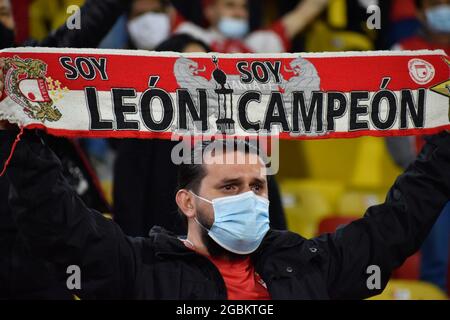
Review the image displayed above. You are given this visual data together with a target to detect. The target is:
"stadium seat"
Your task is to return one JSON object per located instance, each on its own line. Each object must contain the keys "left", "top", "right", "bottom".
{"left": 369, "top": 280, "right": 447, "bottom": 300}
{"left": 280, "top": 179, "right": 344, "bottom": 238}
{"left": 317, "top": 216, "right": 357, "bottom": 235}
{"left": 392, "top": 253, "right": 421, "bottom": 280}
{"left": 283, "top": 192, "right": 331, "bottom": 239}
{"left": 336, "top": 190, "right": 385, "bottom": 217}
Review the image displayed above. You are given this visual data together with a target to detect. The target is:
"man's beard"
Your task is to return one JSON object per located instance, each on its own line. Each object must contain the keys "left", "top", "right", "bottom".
{"left": 196, "top": 208, "right": 244, "bottom": 260}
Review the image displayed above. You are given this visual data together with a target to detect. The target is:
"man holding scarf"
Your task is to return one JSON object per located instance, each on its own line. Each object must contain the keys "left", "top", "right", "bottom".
{"left": 0, "top": 55, "right": 449, "bottom": 297}
{"left": 0, "top": 0, "right": 128, "bottom": 299}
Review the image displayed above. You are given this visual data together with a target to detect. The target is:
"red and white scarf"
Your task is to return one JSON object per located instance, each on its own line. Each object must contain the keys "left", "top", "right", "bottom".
{"left": 0, "top": 47, "right": 449, "bottom": 140}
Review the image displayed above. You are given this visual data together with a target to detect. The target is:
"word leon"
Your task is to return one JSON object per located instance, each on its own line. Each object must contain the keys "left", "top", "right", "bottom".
{"left": 85, "top": 87, "right": 425, "bottom": 133}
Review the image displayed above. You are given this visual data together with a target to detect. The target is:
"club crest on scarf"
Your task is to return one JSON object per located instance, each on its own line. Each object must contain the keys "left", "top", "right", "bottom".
{"left": 4, "top": 56, "right": 63, "bottom": 122}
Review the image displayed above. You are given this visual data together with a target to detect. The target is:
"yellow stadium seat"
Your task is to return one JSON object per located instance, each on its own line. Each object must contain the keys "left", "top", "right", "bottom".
{"left": 328, "top": 0, "right": 347, "bottom": 29}
{"left": 369, "top": 280, "right": 448, "bottom": 300}
{"left": 337, "top": 190, "right": 385, "bottom": 217}
{"left": 350, "top": 138, "right": 402, "bottom": 190}
{"left": 280, "top": 179, "right": 341, "bottom": 238}
{"left": 280, "top": 179, "right": 345, "bottom": 211}
{"left": 101, "top": 180, "right": 113, "bottom": 206}
{"left": 284, "top": 205, "right": 329, "bottom": 239}
{"left": 305, "top": 20, "right": 374, "bottom": 52}
{"left": 279, "top": 137, "right": 401, "bottom": 190}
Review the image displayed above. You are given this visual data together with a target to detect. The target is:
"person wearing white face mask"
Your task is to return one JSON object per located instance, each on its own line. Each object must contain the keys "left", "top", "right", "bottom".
{"left": 393, "top": 0, "right": 450, "bottom": 54}
{"left": 174, "top": 0, "right": 329, "bottom": 53}
{"left": 423, "top": 1, "right": 450, "bottom": 34}
{"left": 127, "top": 0, "right": 173, "bottom": 50}
{"left": 128, "top": 12, "right": 171, "bottom": 50}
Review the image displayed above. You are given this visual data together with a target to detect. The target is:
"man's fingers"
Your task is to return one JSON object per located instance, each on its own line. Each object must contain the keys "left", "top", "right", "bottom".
{"left": 0, "top": 58, "right": 4, "bottom": 77}
{"left": 0, "top": 120, "right": 8, "bottom": 130}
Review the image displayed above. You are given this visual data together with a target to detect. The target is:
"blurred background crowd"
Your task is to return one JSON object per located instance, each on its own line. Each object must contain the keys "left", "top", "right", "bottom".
{"left": 0, "top": 0, "right": 449, "bottom": 299}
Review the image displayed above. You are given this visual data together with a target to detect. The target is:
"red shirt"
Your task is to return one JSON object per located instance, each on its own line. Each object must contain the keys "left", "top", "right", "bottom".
{"left": 390, "top": 0, "right": 416, "bottom": 22}
{"left": 208, "top": 255, "right": 270, "bottom": 300}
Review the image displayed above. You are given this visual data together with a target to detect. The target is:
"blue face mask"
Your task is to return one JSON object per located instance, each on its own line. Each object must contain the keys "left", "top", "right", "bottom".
{"left": 217, "top": 16, "right": 249, "bottom": 39}
{"left": 425, "top": 5, "right": 450, "bottom": 33}
{"left": 191, "top": 191, "right": 270, "bottom": 255}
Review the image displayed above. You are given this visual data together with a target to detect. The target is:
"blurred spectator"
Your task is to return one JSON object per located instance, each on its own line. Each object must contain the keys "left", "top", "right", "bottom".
{"left": 172, "top": 0, "right": 329, "bottom": 53}
{"left": 390, "top": 0, "right": 417, "bottom": 22}
{"left": 171, "top": 0, "right": 262, "bottom": 30}
{"left": 99, "top": 14, "right": 129, "bottom": 49}
{"left": 392, "top": 0, "right": 450, "bottom": 53}
{"left": 387, "top": 0, "right": 450, "bottom": 168}
{"left": 113, "top": 34, "right": 287, "bottom": 237}
{"left": 127, "top": 0, "right": 175, "bottom": 50}
{"left": 8, "top": 0, "right": 30, "bottom": 43}
{"left": 88, "top": 0, "right": 180, "bottom": 184}
{"left": 389, "top": 0, "right": 421, "bottom": 46}
{"left": 90, "top": 1, "right": 177, "bottom": 178}
{"left": 387, "top": 0, "right": 450, "bottom": 293}
{"left": 113, "top": 34, "right": 212, "bottom": 237}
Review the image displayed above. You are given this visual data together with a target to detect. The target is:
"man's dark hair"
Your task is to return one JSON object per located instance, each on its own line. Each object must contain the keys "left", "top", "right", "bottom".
{"left": 176, "top": 138, "right": 265, "bottom": 227}
{"left": 154, "top": 33, "right": 211, "bottom": 53}
{"left": 177, "top": 138, "right": 265, "bottom": 194}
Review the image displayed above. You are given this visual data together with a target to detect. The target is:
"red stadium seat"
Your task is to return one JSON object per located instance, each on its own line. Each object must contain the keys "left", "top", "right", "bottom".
{"left": 392, "top": 252, "right": 421, "bottom": 280}
{"left": 317, "top": 216, "right": 356, "bottom": 234}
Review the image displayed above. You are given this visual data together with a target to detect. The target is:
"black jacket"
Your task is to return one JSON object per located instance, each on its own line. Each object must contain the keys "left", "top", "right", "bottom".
{"left": 2, "top": 129, "right": 449, "bottom": 299}
{"left": 0, "top": 0, "right": 128, "bottom": 299}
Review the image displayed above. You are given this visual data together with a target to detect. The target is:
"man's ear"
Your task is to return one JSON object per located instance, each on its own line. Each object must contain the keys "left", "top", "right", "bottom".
{"left": 176, "top": 189, "right": 196, "bottom": 219}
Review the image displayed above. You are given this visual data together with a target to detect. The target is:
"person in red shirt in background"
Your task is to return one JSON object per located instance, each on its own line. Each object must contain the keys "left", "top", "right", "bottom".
{"left": 389, "top": 0, "right": 422, "bottom": 47}
{"left": 387, "top": 0, "right": 450, "bottom": 294}
{"left": 174, "top": 0, "right": 328, "bottom": 53}
{"left": 393, "top": 0, "right": 450, "bottom": 55}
